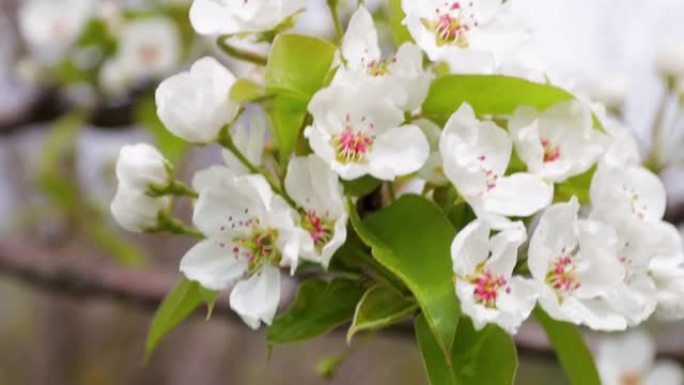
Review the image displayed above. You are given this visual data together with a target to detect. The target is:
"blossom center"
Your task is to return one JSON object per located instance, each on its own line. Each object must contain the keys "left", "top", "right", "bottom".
{"left": 331, "top": 115, "right": 375, "bottom": 164}
{"left": 139, "top": 45, "right": 161, "bottom": 67}
{"left": 541, "top": 139, "right": 561, "bottom": 163}
{"left": 545, "top": 252, "right": 581, "bottom": 299}
{"left": 233, "top": 227, "right": 281, "bottom": 276}
{"left": 468, "top": 266, "right": 509, "bottom": 309}
{"left": 366, "top": 57, "right": 395, "bottom": 77}
{"left": 302, "top": 210, "right": 334, "bottom": 251}
{"left": 421, "top": 2, "right": 476, "bottom": 48}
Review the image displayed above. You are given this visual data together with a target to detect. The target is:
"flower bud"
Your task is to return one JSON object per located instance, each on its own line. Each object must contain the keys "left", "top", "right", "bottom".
{"left": 155, "top": 57, "right": 239, "bottom": 143}
{"left": 110, "top": 185, "right": 168, "bottom": 232}
{"left": 116, "top": 143, "right": 169, "bottom": 191}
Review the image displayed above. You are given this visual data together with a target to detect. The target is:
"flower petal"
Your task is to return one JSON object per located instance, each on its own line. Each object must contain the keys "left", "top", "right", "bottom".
{"left": 367, "top": 124, "right": 430, "bottom": 180}
{"left": 180, "top": 239, "right": 248, "bottom": 291}
{"left": 229, "top": 264, "right": 281, "bottom": 330}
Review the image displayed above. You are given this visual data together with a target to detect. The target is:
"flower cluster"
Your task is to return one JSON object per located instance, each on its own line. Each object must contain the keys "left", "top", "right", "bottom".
{"left": 109, "top": 0, "right": 684, "bottom": 346}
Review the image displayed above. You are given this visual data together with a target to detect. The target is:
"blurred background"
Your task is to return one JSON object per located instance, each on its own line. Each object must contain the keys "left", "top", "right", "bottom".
{"left": 0, "top": 0, "right": 683, "bottom": 384}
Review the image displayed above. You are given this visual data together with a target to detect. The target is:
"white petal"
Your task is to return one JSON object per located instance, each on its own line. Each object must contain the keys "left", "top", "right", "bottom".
{"left": 180, "top": 239, "right": 247, "bottom": 291}
{"left": 110, "top": 186, "right": 167, "bottom": 232}
{"left": 116, "top": 143, "right": 168, "bottom": 190}
{"left": 563, "top": 297, "right": 627, "bottom": 331}
{"left": 486, "top": 222, "right": 526, "bottom": 277}
{"left": 645, "top": 362, "right": 684, "bottom": 385}
{"left": 528, "top": 198, "right": 580, "bottom": 281}
{"left": 367, "top": 124, "right": 430, "bottom": 180}
{"left": 494, "top": 276, "right": 539, "bottom": 334}
{"left": 482, "top": 173, "right": 553, "bottom": 217}
{"left": 192, "top": 186, "right": 265, "bottom": 238}
{"left": 230, "top": 265, "right": 281, "bottom": 330}
{"left": 451, "top": 220, "right": 490, "bottom": 276}
{"left": 341, "top": 6, "right": 380, "bottom": 69}
{"left": 189, "top": 0, "right": 241, "bottom": 35}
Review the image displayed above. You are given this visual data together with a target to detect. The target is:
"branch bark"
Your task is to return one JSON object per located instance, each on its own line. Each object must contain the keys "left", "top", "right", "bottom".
{"left": 0, "top": 238, "right": 683, "bottom": 365}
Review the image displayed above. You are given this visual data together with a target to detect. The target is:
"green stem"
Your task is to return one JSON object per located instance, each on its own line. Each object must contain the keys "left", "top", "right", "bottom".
{"left": 151, "top": 211, "right": 204, "bottom": 239}
{"left": 217, "top": 127, "right": 298, "bottom": 208}
{"left": 387, "top": 182, "right": 396, "bottom": 203}
{"left": 216, "top": 36, "right": 268, "bottom": 66}
{"left": 149, "top": 181, "right": 199, "bottom": 199}
{"left": 327, "top": 0, "right": 344, "bottom": 42}
{"left": 647, "top": 77, "right": 678, "bottom": 172}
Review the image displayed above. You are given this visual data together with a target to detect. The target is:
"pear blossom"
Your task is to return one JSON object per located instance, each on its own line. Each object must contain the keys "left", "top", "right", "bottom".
{"left": 181, "top": 167, "right": 307, "bottom": 329}
{"left": 110, "top": 185, "right": 169, "bottom": 232}
{"left": 415, "top": 119, "right": 449, "bottom": 185}
{"left": 597, "top": 330, "right": 683, "bottom": 385}
{"left": 285, "top": 155, "right": 347, "bottom": 268}
{"left": 528, "top": 198, "right": 627, "bottom": 331}
{"left": 18, "top": 0, "right": 95, "bottom": 65}
{"left": 189, "top": 0, "right": 306, "bottom": 36}
{"left": 439, "top": 103, "right": 553, "bottom": 228}
{"left": 305, "top": 83, "right": 429, "bottom": 181}
{"left": 401, "top": 0, "right": 526, "bottom": 69}
{"left": 508, "top": 101, "right": 604, "bottom": 183}
{"left": 335, "top": 6, "right": 433, "bottom": 111}
{"left": 451, "top": 220, "right": 538, "bottom": 334}
{"left": 115, "top": 143, "right": 170, "bottom": 191}
{"left": 100, "top": 17, "right": 181, "bottom": 94}
{"left": 156, "top": 56, "right": 239, "bottom": 143}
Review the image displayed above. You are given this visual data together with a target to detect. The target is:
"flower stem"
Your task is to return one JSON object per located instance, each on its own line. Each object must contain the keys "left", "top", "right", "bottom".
{"left": 327, "top": 0, "right": 344, "bottom": 42}
{"left": 149, "top": 181, "right": 199, "bottom": 199}
{"left": 646, "top": 83, "right": 674, "bottom": 173}
{"left": 216, "top": 36, "right": 268, "bottom": 66}
{"left": 151, "top": 211, "right": 204, "bottom": 239}
{"left": 217, "top": 127, "right": 298, "bottom": 208}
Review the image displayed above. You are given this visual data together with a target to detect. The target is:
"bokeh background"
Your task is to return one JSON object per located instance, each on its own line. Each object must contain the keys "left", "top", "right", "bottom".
{"left": 0, "top": 0, "right": 683, "bottom": 384}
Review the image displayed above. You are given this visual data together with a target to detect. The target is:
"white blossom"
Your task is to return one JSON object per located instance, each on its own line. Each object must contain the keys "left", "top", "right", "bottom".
{"left": 597, "top": 331, "right": 683, "bottom": 385}
{"left": 156, "top": 56, "right": 240, "bottom": 143}
{"left": 655, "top": 38, "right": 684, "bottom": 79}
{"left": 439, "top": 103, "right": 553, "bottom": 228}
{"left": 335, "top": 6, "right": 433, "bottom": 111}
{"left": 110, "top": 185, "right": 168, "bottom": 232}
{"left": 115, "top": 143, "right": 170, "bottom": 191}
{"left": 305, "top": 83, "right": 429, "bottom": 181}
{"left": 509, "top": 101, "right": 603, "bottom": 183}
{"left": 285, "top": 155, "right": 347, "bottom": 268}
{"left": 181, "top": 167, "right": 307, "bottom": 329}
{"left": 451, "top": 220, "right": 537, "bottom": 334}
{"left": 18, "top": 0, "right": 95, "bottom": 65}
{"left": 190, "top": 0, "right": 306, "bottom": 36}
{"left": 528, "top": 198, "right": 627, "bottom": 331}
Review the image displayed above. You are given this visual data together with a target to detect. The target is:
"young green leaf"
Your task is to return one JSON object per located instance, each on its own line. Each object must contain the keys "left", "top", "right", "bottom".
{"left": 415, "top": 315, "right": 518, "bottom": 385}
{"left": 342, "top": 175, "right": 382, "bottom": 197}
{"left": 350, "top": 195, "right": 460, "bottom": 357}
{"left": 422, "top": 75, "right": 575, "bottom": 125}
{"left": 267, "top": 278, "right": 365, "bottom": 345}
{"left": 347, "top": 284, "right": 418, "bottom": 343}
{"left": 145, "top": 278, "right": 207, "bottom": 362}
{"left": 265, "top": 33, "right": 336, "bottom": 100}
{"left": 230, "top": 78, "right": 267, "bottom": 103}
{"left": 534, "top": 307, "right": 601, "bottom": 385}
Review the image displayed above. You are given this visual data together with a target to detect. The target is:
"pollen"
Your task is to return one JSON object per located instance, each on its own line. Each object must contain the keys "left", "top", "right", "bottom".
{"left": 421, "top": 2, "right": 476, "bottom": 48}
{"left": 234, "top": 227, "right": 281, "bottom": 276}
{"left": 331, "top": 124, "right": 375, "bottom": 164}
{"left": 302, "top": 210, "right": 335, "bottom": 251}
{"left": 468, "top": 265, "right": 509, "bottom": 309}
{"left": 541, "top": 139, "right": 561, "bottom": 163}
{"left": 545, "top": 253, "right": 581, "bottom": 300}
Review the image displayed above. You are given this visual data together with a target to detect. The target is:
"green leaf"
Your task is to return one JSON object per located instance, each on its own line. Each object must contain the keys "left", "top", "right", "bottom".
{"left": 534, "top": 307, "right": 601, "bottom": 385}
{"left": 554, "top": 166, "right": 597, "bottom": 205}
{"left": 347, "top": 284, "right": 417, "bottom": 343}
{"left": 264, "top": 96, "right": 309, "bottom": 161}
{"left": 422, "top": 75, "right": 575, "bottom": 125}
{"left": 268, "top": 278, "right": 365, "bottom": 345}
{"left": 230, "top": 78, "right": 266, "bottom": 103}
{"left": 342, "top": 175, "right": 382, "bottom": 196}
{"left": 350, "top": 195, "right": 459, "bottom": 357}
{"left": 388, "top": 0, "right": 412, "bottom": 46}
{"left": 415, "top": 314, "right": 456, "bottom": 385}
{"left": 135, "top": 95, "right": 189, "bottom": 164}
{"left": 266, "top": 33, "right": 336, "bottom": 100}
{"left": 264, "top": 34, "right": 335, "bottom": 160}
{"left": 415, "top": 315, "right": 518, "bottom": 385}
{"left": 451, "top": 318, "right": 517, "bottom": 384}
{"left": 145, "top": 278, "right": 207, "bottom": 362}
